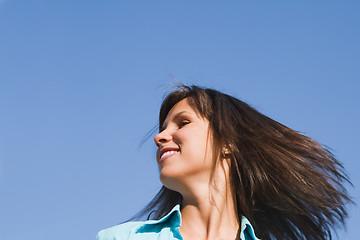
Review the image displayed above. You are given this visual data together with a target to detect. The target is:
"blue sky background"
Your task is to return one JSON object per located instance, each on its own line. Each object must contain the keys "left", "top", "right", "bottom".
{"left": 0, "top": 1, "right": 359, "bottom": 239}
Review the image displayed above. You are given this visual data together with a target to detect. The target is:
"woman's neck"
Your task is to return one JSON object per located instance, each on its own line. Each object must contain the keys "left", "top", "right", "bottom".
{"left": 178, "top": 165, "right": 240, "bottom": 240}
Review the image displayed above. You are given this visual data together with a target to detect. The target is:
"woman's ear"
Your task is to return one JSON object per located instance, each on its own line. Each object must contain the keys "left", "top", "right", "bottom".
{"left": 221, "top": 143, "right": 233, "bottom": 158}
{"left": 221, "top": 148, "right": 231, "bottom": 157}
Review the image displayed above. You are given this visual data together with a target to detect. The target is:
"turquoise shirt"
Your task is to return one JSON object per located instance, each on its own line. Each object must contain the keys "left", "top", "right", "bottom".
{"left": 96, "top": 204, "right": 260, "bottom": 240}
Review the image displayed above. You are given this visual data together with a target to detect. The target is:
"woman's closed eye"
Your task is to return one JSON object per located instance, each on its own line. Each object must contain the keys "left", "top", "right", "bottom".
{"left": 178, "top": 120, "right": 190, "bottom": 128}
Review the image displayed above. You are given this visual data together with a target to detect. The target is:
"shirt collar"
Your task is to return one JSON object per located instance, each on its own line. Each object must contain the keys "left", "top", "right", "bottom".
{"left": 135, "top": 204, "right": 181, "bottom": 233}
{"left": 240, "top": 215, "right": 260, "bottom": 240}
{"left": 137, "top": 204, "right": 259, "bottom": 239}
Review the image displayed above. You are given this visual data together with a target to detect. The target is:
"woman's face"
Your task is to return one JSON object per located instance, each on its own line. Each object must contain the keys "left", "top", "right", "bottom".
{"left": 154, "top": 98, "right": 214, "bottom": 190}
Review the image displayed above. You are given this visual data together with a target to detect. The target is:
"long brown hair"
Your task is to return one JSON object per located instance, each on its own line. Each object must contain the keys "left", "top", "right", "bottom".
{"left": 136, "top": 85, "right": 352, "bottom": 240}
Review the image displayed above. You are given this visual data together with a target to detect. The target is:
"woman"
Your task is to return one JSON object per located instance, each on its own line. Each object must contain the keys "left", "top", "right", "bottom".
{"left": 97, "top": 85, "right": 351, "bottom": 240}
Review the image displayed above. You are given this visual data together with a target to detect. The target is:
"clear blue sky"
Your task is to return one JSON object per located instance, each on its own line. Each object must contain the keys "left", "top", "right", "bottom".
{"left": 0, "top": 1, "right": 359, "bottom": 239}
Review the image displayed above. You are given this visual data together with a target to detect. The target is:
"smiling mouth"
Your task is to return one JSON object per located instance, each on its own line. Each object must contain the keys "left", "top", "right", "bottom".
{"left": 159, "top": 150, "right": 179, "bottom": 162}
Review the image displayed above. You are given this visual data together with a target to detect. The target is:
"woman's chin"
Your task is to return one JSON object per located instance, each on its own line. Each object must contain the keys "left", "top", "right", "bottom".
{"left": 159, "top": 173, "right": 183, "bottom": 191}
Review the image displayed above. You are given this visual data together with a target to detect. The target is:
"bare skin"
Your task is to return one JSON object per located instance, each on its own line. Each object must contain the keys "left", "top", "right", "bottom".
{"left": 179, "top": 161, "right": 240, "bottom": 240}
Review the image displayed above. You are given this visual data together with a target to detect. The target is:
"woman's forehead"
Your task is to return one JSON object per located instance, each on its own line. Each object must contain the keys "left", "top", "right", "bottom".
{"left": 167, "top": 98, "right": 193, "bottom": 114}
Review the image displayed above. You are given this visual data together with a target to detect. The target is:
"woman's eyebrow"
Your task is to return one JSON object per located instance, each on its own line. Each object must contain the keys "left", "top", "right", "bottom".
{"left": 172, "top": 111, "right": 193, "bottom": 120}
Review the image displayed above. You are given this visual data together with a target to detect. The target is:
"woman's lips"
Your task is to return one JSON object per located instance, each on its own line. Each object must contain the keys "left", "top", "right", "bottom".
{"left": 160, "top": 150, "right": 179, "bottom": 162}
{"left": 159, "top": 147, "right": 180, "bottom": 162}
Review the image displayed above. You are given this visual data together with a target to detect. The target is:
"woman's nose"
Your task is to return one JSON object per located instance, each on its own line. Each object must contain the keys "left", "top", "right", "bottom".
{"left": 154, "top": 131, "right": 172, "bottom": 147}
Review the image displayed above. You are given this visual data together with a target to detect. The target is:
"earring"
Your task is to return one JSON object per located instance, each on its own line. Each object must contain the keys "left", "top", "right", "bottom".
{"left": 221, "top": 147, "right": 231, "bottom": 158}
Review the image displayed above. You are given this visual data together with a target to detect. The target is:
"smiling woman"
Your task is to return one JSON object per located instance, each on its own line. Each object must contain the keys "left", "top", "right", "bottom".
{"left": 96, "top": 85, "right": 352, "bottom": 240}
